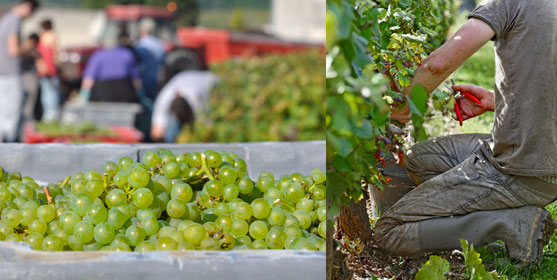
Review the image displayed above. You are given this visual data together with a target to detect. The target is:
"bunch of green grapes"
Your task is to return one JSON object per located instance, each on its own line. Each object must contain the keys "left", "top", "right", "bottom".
{"left": 0, "top": 150, "right": 326, "bottom": 252}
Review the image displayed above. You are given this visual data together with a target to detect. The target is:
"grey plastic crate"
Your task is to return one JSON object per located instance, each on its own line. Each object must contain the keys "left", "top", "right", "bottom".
{"left": 0, "top": 243, "right": 325, "bottom": 280}
{"left": 0, "top": 141, "right": 325, "bottom": 183}
{"left": 0, "top": 142, "right": 325, "bottom": 280}
{"left": 61, "top": 102, "right": 142, "bottom": 128}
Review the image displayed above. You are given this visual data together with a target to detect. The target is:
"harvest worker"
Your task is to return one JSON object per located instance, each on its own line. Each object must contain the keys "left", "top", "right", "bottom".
{"left": 0, "top": 0, "right": 40, "bottom": 142}
{"left": 374, "top": 0, "right": 557, "bottom": 268}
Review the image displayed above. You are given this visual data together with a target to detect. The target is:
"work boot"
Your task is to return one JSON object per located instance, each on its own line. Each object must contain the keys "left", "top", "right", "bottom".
{"left": 418, "top": 206, "right": 556, "bottom": 267}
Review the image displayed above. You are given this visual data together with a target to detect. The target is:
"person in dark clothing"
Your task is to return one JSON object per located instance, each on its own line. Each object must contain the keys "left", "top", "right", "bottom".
{"left": 21, "top": 33, "right": 40, "bottom": 121}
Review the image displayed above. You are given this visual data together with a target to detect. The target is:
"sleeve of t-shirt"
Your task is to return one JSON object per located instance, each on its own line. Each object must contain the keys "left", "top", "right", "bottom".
{"left": 468, "top": 0, "right": 522, "bottom": 40}
{"left": 82, "top": 52, "right": 100, "bottom": 80}
{"left": 152, "top": 80, "right": 175, "bottom": 128}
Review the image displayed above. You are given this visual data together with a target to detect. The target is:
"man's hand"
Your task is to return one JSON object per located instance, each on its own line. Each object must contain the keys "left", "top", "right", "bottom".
{"left": 452, "top": 84, "right": 494, "bottom": 121}
{"left": 151, "top": 125, "right": 165, "bottom": 142}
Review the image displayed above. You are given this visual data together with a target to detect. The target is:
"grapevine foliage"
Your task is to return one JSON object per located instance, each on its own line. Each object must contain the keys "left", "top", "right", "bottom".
{"left": 326, "top": 0, "right": 455, "bottom": 217}
{"left": 177, "top": 50, "right": 325, "bottom": 143}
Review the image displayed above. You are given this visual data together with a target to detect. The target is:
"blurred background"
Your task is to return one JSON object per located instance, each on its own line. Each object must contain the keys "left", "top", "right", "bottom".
{"left": 0, "top": 0, "right": 325, "bottom": 144}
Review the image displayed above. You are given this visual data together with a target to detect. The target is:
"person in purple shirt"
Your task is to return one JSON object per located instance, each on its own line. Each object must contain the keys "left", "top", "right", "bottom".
{"left": 80, "top": 32, "right": 141, "bottom": 103}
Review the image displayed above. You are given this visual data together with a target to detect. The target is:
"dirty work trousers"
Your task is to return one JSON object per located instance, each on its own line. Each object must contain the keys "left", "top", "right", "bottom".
{"left": 373, "top": 134, "right": 557, "bottom": 261}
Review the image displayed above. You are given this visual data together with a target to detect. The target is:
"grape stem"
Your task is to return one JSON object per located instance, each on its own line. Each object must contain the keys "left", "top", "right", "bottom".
{"left": 43, "top": 186, "right": 53, "bottom": 205}
{"left": 59, "top": 175, "right": 71, "bottom": 188}
{"left": 273, "top": 199, "right": 296, "bottom": 212}
{"left": 200, "top": 154, "right": 215, "bottom": 180}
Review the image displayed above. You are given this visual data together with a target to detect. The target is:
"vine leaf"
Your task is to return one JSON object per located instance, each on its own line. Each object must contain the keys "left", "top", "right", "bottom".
{"left": 416, "top": 255, "right": 450, "bottom": 280}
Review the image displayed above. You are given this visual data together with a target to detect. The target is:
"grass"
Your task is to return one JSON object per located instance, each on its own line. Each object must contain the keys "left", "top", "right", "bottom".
{"left": 425, "top": 13, "right": 557, "bottom": 279}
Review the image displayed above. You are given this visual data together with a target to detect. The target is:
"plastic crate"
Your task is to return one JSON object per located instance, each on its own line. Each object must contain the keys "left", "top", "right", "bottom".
{"left": 61, "top": 102, "right": 142, "bottom": 128}
{"left": 0, "top": 141, "right": 325, "bottom": 279}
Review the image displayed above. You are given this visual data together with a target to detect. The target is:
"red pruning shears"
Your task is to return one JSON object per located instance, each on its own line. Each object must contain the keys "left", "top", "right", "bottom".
{"left": 445, "top": 79, "right": 483, "bottom": 126}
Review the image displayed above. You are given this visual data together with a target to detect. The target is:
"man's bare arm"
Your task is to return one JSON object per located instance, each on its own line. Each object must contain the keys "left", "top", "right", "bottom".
{"left": 392, "top": 18, "right": 496, "bottom": 122}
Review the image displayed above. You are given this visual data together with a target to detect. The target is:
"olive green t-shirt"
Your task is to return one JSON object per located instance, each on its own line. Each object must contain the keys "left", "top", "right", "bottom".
{"left": 469, "top": 0, "right": 557, "bottom": 176}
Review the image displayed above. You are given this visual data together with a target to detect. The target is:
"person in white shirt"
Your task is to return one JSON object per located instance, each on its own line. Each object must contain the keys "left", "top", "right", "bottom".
{"left": 151, "top": 70, "right": 218, "bottom": 142}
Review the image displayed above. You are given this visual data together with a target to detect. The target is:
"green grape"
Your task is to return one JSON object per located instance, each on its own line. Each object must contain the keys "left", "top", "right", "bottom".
{"left": 53, "top": 228, "right": 68, "bottom": 245}
{"left": 187, "top": 203, "right": 201, "bottom": 222}
{"left": 233, "top": 202, "right": 252, "bottom": 220}
{"left": 111, "top": 242, "right": 131, "bottom": 251}
{"left": 20, "top": 206, "right": 37, "bottom": 226}
{"left": 105, "top": 189, "right": 127, "bottom": 208}
{"left": 205, "top": 180, "right": 224, "bottom": 197}
{"left": 135, "top": 240, "right": 156, "bottom": 252}
{"left": 200, "top": 238, "right": 220, "bottom": 250}
{"left": 223, "top": 184, "right": 239, "bottom": 202}
{"left": 266, "top": 229, "right": 287, "bottom": 249}
{"left": 13, "top": 196, "right": 28, "bottom": 208}
{"left": 125, "top": 225, "right": 145, "bottom": 246}
{"left": 257, "top": 176, "right": 274, "bottom": 193}
{"left": 151, "top": 175, "right": 172, "bottom": 194}
{"left": 178, "top": 242, "right": 196, "bottom": 250}
{"left": 166, "top": 199, "right": 187, "bottom": 218}
{"left": 313, "top": 186, "right": 325, "bottom": 200}
{"left": 132, "top": 188, "right": 154, "bottom": 209}
{"left": 315, "top": 199, "right": 325, "bottom": 209}
{"left": 293, "top": 210, "right": 312, "bottom": 230}
{"left": 177, "top": 220, "right": 193, "bottom": 232}
{"left": 284, "top": 235, "right": 297, "bottom": 249}
{"left": 163, "top": 162, "right": 180, "bottom": 179}
{"left": 94, "top": 222, "right": 115, "bottom": 245}
{"left": 22, "top": 200, "right": 39, "bottom": 210}
{"left": 183, "top": 223, "right": 207, "bottom": 245}
{"left": 234, "top": 159, "right": 247, "bottom": 171}
{"left": 154, "top": 191, "right": 170, "bottom": 208}
{"left": 175, "top": 153, "right": 187, "bottom": 164}
{"left": 249, "top": 220, "right": 268, "bottom": 240}
{"left": 24, "top": 232, "right": 44, "bottom": 250}
{"left": 86, "top": 203, "right": 108, "bottom": 225}
{"left": 230, "top": 219, "right": 249, "bottom": 236}
{"left": 28, "top": 219, "right": 47, "bottom": 235}
{"left": 156, "top": 236, "right": 178, "bottom": 250}
{"left": 236, "top": 235, "right": 252, "bottom": 246}
{"left": 284, "top": 182, "right": 305, "bottom": 203}
{"left": 221, "top": 152, "right": 235, "bottom": 166}
{"left": 214, "top": 202, "right": 230, "bottom": 216}
{"left": 159, "top": 153, "right": 175, "bottom": 164}
{"left": 317, "top": 206, "right": 326, "bottom": 222}
{"left": 205, "top": 151, "right": 222, "bottom": 168}
{"left": 118, "top": 157, "right": 134, "bottom": 171}
{"left": 296, "top": 197, "right": 314, "bottom": 212}
{"left": 6, "top": 233, "right": 23, "bottom": 242}
{"left": 186, "top": 152, "right": 202, "bottom": 167}
{"left": 284, "top": 213, "right": 300, "bottom": 227}
{"left": 74, "top": 220, "right": 94, "bottom": 243}
{"left": 203, "top": 221, "right": 219, "bottom": 234}
{"left": 136, "top": 208, "right": 155, "bottom": 221}
{"left": 140, "top": 217, "right": 159, "bottom": 236}
{"left": 3, "top": 208, "right": 20, "bottom": 228}
{"left": 311, "top": 169, "right": 325, "bottom": 184}
{"left": 177, "top": 163, "right": 190, "bottom": 178}
{"left": 268, "top": 206, "right": 286, "bottom": 226}
{"left": 264, "top": 187, "right": 283, "bottom": 200}
{"left": 219, "top": 233, "right": 236, "bottom": 250}
{"left": 216, "top": 215, "right": 232, "bottom": 232}
{"left": 68, "top": 235, "right": 84, "bottom": 251}
{"left": 82, "top": 242, "right": 101, "bottom": 251}
{"left": 85, "top": 169, "right": 102, "bottom": 181}
{"left": 237, "top": 177, "right": 253, "bottom": 194}
{"left": 71, "top": 178, "right": 87, "bottom": 195}
{"left": 60, "top": 211, "right": 80, "bottom": 234}
{"left": 103, "top": 161, "right": 119, "bottom": 177}
{"left": 128, "top": 167, "right": 150, "bottom": 189}
{"left": 0, "top": 222, "right": 14, "bottom": 239}
{"left": 0, "top": 186, "right": 12, "bottom": 202}
{"left": 219, "top": 167, "right": 238, "bottom": 186}
{"left": 47, "top": 220, "right": 61, "bottom": 235}
{"left": 285, "top": 224, "right": 303, "bottom": 238}
{"left": 42, "top": 235, "right": 64, "bottom": 251}
{"left": 143, "top": 151, "right": 160, "bottom": 168}
{"left": 113, "top": 171, "right": 128, "bottom": 188}
{"left": 112, "top": 203, "right": 132, "bottom": 220}
{"left": 250, "top": 239, "right": 268, "bottom": 249}
{"left": 107, "top": 208, "right": 127, "bottom": 230}
{"left": 18, "top": 184, "right": 35, "bottom": 199}
{"left": 170, "top": 182, "right": 193, "bottom": 203}
{"left": 72, "top": 193, "right": 92, "bottom": 217}
{"left": 260, "top": 172, "right": 275, "bottom": 182}
{"left": 318, "top": 221, "right": 326, "bottom": 239}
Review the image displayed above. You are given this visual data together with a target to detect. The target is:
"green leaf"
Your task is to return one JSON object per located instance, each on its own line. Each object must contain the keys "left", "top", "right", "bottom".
{"left": 410, "top": 84, "right": 428, "bottom": 115}
{"left": 400, "top": 33, "right": 427, "bottom": 43}
{"left": 326, "top": 10, "right": 338, "bottom": 49}
{"left": 354, "top": 120, "right": 373, "bottom": 139}
{"left": 416, "top": 255, "right": 449, "bottom": 280}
